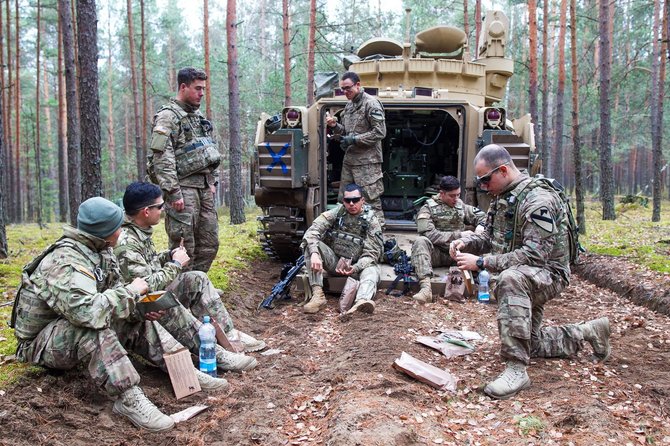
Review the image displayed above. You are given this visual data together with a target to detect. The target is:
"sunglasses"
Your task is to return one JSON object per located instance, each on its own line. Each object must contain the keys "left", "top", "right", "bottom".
{"left": 340, "top": 84, "right": 356, "bottom": 92}
{"left": 146, "top": 202, "right": 165, "bottom": 210}
{"left": 343, "top": 196, "right": 362, "bottom": 204}
{"left": 476, "top": 163, "right": 508, "bottom": 184}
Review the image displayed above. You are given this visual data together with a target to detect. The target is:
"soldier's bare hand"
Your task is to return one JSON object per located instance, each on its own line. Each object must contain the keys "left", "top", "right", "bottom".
{"left": 210, "top": 185, "right": 216, "bottom": 195}
{"left": 455, "top": 252, "right": 478, "bottom": 271}
{"left": 144, "top": 310, "right": 166, "bottom": 321}
{"left": 336, "top": 265, "right": 355, "bottom": 276}
{"left": 310, "top": 252, "right": 323, "bottom": 272}
{"left": 171, "top": 247, "right": 190, "bottom": 267}
{"left": 171, "top": 198, "right": 185, "bottom": 212}
{"left": 450, "top": 240, "right": 465, "bottom": 259}
{"left": 325, "top": 112, "right": 337, "bottom": 128}
{"left": 129, "top": 277, "right": 148, "bottom": 296}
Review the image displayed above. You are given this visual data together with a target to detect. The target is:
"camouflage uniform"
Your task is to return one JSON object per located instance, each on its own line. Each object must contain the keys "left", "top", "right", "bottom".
{"left": 301, "top": 204, "right": 384, "bottom": 301}
{"left": 11, "top": 227, "right": 198, "bottom": 396}
{"left": 460, "top": 174, "right": 587, "bottom": 365}
{"left": 412, "top": 196, "right": 486, "bottom": 279}
{"left": 147, "top": 99, "right": 220, "bottom": 272}
{"left": 115, "top": 219, "right": 234, "bottom": 333}
{"left": 330, "top": 91, "right": 386, "bottom": 225}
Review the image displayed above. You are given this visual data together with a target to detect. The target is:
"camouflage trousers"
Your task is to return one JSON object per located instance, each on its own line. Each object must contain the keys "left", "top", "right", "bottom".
{"left": 494, "top": 265, "right": 585, "bottom": 365}
{"left": 165, "top": 186, "right": 219, "bottom": 273}
{"left": 167, "top": 271, "right": 234, "bottom": 333}
{"left": 304, "top": 242, "right": 380, "bottom": 301}
{"left": 16, "top": 318, "right": 184, "bottom": 396}
{"left": 339, "top": 161, "right": 385, "bottom": 227}
{"left": 411, "top": 236, "right": 455, "bottom": 279}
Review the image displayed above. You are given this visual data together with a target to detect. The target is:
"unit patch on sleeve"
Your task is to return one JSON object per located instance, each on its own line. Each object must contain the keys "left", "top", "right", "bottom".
{"left": 529, "top": 206, "right": 555, "bottom": 233}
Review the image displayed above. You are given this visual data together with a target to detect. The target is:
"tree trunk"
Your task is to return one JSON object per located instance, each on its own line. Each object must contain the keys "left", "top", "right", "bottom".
{"left": 528, "top": 0, "right": 539, "bottom": 163}
{"left": 651, "top": 0, "right": 663, "bottom": 222}
{"left": 282, "top": 0, "right": 291, "bottom": 106}
{"left": 306, "top": 0, "right": 316, "bottom": 105}
{"left": 204, "top": 0, "right": 212, "bottom": 119}
{"left": 107, "top": 1, "right": 117, "bottom": 195}
{"left": 140, "top": 0, "right": 148, "bottom": 153}
{"left": 541, "top": 0, "right": 550, "bottom": 176}
{"left": 0, "top": 0, "right": 7, "bottom": 224}
{"left": 57, "top": 6, "right": 69, "bottom": 222}
{"left": 463, "top": 0, "right": 469, "bottom": 56}
{"left": 59, "top": 0, "right": 81, "bottom": 225}
{"left": 227, "top": 0, "right": 245, "bottom": 224}
{"left": 126, "top": 0, "right": 143, "bottom": 180}
{"left": 570, "top": 0, "right": 584, "bottom": 234}
{"left": 78, "top": 0, "right": 102, "bottom": 200}
{"left": 552, "top": 0, "right": 567, "bottom": 185}
{"left": 598, "top": 0, "right": 615, "bottom": 220}
{"left": 475, "top": 0, "right": 481, "bottom": 55}
{"left": 13, "top": 0, "right": 20, "bottom": 221}
{"left": 0, "top": 72, "right": 5, "bottom": 258}
{"left": 35, "top": 0, "right": 43, "bottom": 226}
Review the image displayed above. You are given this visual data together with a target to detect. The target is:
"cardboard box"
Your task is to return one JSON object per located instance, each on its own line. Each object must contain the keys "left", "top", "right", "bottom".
{"left": 163, "top": 347, "right": 201, "bottom": 399}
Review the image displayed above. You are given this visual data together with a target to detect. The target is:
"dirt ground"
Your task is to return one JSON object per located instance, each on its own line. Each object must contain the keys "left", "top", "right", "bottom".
{"left": 1, "top": 255, "right": 670, "bottom": 446}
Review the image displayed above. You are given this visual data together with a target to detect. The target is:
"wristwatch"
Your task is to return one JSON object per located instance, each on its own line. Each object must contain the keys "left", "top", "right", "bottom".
{"left": 476, "top": 256, "right": 485, "bottom": 270}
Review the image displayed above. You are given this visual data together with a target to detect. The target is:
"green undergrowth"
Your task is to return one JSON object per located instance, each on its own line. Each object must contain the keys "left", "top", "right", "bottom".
{"left": 581, "top": 200, "right": 670, "bottom": 274}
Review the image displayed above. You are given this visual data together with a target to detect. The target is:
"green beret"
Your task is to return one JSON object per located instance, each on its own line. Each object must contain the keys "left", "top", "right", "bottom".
{"left": 77, "top": 197, "right": 124, "bottom": 239}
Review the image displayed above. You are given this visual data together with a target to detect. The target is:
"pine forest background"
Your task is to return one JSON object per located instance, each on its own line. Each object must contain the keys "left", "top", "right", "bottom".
{"left": 0, "top": 0, "right": 667, "bottom": 234}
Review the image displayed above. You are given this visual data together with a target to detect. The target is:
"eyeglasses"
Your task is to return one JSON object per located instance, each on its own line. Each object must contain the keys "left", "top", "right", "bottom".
{"left": 340, "top": 84, "right": 356, "bottom": 92}
{"left": 146, "top": 202, "right": 165, "bottom": 210}
{"left": 343, "top": 196, "right": 362, "bottom": 204}
{"left": 476, "top": 163, "right": 508, "bottom": 184}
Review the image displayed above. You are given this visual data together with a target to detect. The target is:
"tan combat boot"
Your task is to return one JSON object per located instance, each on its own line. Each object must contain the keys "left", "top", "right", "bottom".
{"left": 194, "top": 368, "right": 229, "bottom": 391}
{"left": 303, "top": 286, "right": 327, "bottom": 314}
{"left": 347, "top": 299, "right": 375, "bottom": 315}
{"left": 112, "top": 386, "right": 175, "bottom": 432}
{"left": 215, "top": 345, "right": 258, "bottom": 372}
{"left": 412, "top": 278, "right": 433, "bottom": 304}
{"left": 484, "top": 360, "right": 531, "bottom": 399}
{"left": 229, "top": 329, "right": 267, "bottom": 352}
{"left": 581, "top": 317, "right": 611, "bottom": 362}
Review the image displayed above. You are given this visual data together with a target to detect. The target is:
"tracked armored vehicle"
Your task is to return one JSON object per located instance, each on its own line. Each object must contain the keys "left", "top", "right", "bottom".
{"left": 254, "top": 11, "right": 536, "bottom": 265}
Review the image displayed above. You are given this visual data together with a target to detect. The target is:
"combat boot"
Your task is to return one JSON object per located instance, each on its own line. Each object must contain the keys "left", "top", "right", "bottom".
{"left": 112, "top": 386, "right": 175, "bottom": 432}
{"left": 229, "top": 328, "right": 266, "bottom": 352}
{"left": 303, "top": 286, "right": 327, "bottom": 314}
{"left": 194, "top": 369, "right": 229, "bottom": 391}
{"left": 484, "top": 360, "right": 531, "bottom": 399}
{"left": 412, "top": 278, "right": 433, "bottom": 304}
{"left": 580, "top": 317, "right": 611, "bottom": 362}
{"left": 215, "top": 345, "right": 258, "bottom": 372}
{"left": 347, "top": 299, "right": 375, "bottom": 315}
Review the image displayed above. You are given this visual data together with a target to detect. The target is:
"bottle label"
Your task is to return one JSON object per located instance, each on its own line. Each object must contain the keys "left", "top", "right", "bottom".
{"left": 478, "top": 292, "right": 490, "bottom": 303}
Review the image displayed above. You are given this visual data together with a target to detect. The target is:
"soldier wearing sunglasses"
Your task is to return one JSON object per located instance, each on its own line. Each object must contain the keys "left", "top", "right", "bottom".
{"left": 301, "top": 183, "right": 384, "bottom": 315}
{"left": 449, "top": 144, "right": 610, "bottom": 400}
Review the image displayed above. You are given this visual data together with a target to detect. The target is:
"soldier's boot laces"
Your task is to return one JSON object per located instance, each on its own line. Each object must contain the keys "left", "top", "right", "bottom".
{"left": 113, "top": 386, "right": 175, "bottom": 432}
{"left": 215, "top": 345, "right": 257, "bottom": 372}
{"left": 412, "top": 278, "right": 433, "bottom": 304}
{"left": 230, "top": 329, "right": 266, "bottom": 352}
{"left": 194, "top": 369, "right": 229, "bottom": 391}
{"left": 484, "top": 360, "right": 531, "bottom": 400}
{"left": 581, "top": 317, "right": 611, "bottom": 362}
{"left": 347, "top": 299, "right": 375, "bottom": 315}
{"left": 303, "top": 286, "right": 327, "bottom": 314}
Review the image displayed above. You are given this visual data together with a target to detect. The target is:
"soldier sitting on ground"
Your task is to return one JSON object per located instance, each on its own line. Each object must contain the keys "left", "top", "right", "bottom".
{"left": 10, "top": 197, "right": 229, "bottom": 432}
{"left": 412, "top": 175, "right": 486, "bottom": 303}
{"left": 301, "top": 183, "right": 384, "bottom": 315}
{"left": 451, "top": 144, "right": 611, "bottom": 400}
{"left": 115, "top": 181, "right": 266, "bottom": 356}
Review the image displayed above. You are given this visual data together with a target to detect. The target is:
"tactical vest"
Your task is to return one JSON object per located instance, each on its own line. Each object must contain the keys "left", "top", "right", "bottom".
{"left": 426, "top": 198, "right": 466, "bottom": 232}
{"left": 487, "top": 176, "right": 571, "bottom": 262}
{"left": 150, "top": 104, "right": 221, "bottom": 180}
{"left": 10, "top": 238, "right": 116, "bottom": 342}
{"left": 325, "top": 206, "right": 374, "bottom": 261}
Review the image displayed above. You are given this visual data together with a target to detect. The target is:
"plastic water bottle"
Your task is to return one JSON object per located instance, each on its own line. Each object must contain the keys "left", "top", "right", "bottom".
{"left": 198, "top": 316, "right": 217, "bottom": 377}
{"left": 478, "top": 269, "right": 490, "bottom": 303}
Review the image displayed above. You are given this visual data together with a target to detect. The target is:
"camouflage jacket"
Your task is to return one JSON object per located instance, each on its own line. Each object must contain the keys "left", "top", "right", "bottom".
{"left": 416, "top": 196, "right": 486, "bottom": 249}
{"left": 460, "top": 174, "right": 571, "bottom": 284}
{"left": 331, "top": 91, "right": 386, "bottom": 165}
{"left": 13, "top": 226, "right": 140, "bottom": 341}
{"left": 114, "top": 219, "right": 181, "bottom": 292}
{"left": 301, "top": 204, "right": 384, "bottom": 273}
{"left": 148, "top": 99, "right": 220, "bottom": 202}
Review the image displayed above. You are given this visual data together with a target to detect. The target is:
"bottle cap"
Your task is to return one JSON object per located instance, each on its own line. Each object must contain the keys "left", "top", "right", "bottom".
{"left": 203, "top": 315, "right": 210, "bottom": 323}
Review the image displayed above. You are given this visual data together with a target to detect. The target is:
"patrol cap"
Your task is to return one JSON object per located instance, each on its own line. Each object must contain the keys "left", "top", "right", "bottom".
{"left": 77, "top": 197, "right": 124, "bottom": 239}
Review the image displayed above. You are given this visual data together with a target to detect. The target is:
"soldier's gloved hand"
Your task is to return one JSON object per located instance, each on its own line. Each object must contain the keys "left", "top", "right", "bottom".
{"left": 341, "top": 134, "right": 356, "bottom": 148}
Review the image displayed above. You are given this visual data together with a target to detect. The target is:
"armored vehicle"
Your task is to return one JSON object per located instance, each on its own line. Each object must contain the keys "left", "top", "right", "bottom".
{"left": 254, "top": 10, "right": 536, "bottom": 263}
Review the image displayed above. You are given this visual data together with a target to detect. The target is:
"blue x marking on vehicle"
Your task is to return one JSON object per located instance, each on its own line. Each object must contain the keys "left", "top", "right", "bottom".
{"left": 265, "top": 142, "right": 290, "bottom": 174}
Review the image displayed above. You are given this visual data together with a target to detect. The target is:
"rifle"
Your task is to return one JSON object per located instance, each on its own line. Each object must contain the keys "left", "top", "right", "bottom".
{"left": 386, "top": 251, "right": 416, "bottom": 296}
{"left": 260, "top": 255, "right": 306, "bottom": 309}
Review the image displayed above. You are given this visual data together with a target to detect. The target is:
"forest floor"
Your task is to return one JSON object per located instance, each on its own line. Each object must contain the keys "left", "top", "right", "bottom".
{"left": 1, "top": 252, "right": 670, "bottom": 446}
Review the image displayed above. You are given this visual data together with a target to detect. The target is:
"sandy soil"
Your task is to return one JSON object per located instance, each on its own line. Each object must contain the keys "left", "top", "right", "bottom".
{"left": 1, "top": 255, "right": 670, "bottom": 446}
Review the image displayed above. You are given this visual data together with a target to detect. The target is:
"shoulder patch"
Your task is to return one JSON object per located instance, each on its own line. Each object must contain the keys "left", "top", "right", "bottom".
{"left": 370, "top": 109, "right": 384, "bottom": 121}
{"left": 153, "top": 125, "right": 170, "bottom": 136}
{"left": 529, "top": 206, "right": 555, "bottom": 233}
{"left": 73, "top": 264, "right": 96, "bottom": 281}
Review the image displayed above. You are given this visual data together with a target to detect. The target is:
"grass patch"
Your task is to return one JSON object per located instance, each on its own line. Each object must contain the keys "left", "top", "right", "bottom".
{"left": 514, "top": 414, "right": 546, "bottom": 436}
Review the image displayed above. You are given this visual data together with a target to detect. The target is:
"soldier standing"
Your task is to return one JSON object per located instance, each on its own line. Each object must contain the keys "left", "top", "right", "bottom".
{"left": 10, "top": 197, "right": 229, "bottom": 432}
{"left": 148, "top": 67, "right": 220, "bottom": 272}
{"left": 450, "top": 144, "right": 611, "bottom": 399}
{"left": 301, "top": 183, "right": 384, "bottom": 315}
{"left": 411, "top": 175, "right": 486, "bottom": 303}
{"left": 326, "top": 71, "right": 386, "bottom": 226}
